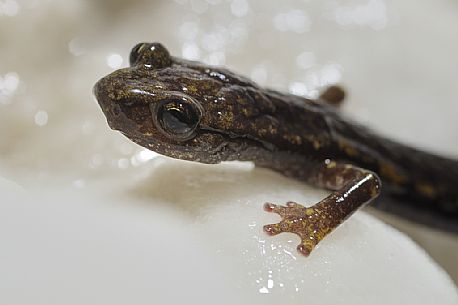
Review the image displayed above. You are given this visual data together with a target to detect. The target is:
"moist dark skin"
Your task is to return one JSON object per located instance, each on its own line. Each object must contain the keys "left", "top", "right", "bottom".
{"left": 94, "top": 42, "right": 458, "bottom": 256}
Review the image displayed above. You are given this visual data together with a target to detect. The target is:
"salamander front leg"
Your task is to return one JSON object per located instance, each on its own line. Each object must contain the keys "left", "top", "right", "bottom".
{"left": 263, "top": 161, "right": 381, "bottom": 256}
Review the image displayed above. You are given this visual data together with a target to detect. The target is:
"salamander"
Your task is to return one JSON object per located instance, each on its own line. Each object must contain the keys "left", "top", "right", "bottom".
{"left": 93, "top": 42, "right": 458, "bottom": 256}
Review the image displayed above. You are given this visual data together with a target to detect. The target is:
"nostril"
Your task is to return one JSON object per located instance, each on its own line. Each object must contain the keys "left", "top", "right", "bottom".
{"left": 93, "top": 79, "right": 111, "bottom": 111}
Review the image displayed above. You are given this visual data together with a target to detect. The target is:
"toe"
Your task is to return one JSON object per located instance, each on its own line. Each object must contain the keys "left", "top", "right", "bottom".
{"left": 263, "top": 224, "right": 281, "bottom": 236}
{"left": 286, "top": 201, "right": 301, "bottom": 208}
{"left": 263, "top": 202, "right": 277, "bottom": 212}
{"left": 296, "top": 243, "right": 312, "bottom": 257}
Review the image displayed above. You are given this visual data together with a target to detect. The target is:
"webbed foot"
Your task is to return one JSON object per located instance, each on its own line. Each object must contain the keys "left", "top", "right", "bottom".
{"left": 263, "top": 201, "right": 332, "bottom": 256}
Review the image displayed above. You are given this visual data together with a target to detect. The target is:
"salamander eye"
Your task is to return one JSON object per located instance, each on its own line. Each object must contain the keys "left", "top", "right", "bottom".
{"left": 152, "top": 98, "right": 202, "bottom": 141}
{"left": 129, "top": 42, "right": 172, "bottom": 68}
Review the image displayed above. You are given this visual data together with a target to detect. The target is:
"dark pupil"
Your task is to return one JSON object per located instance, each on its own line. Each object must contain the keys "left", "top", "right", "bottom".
{"left": 158, "top": 101, "right": 199, "bottom": 136}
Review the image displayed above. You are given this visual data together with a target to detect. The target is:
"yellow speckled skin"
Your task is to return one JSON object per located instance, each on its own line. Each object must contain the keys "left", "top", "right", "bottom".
{"left": 94, "top": 43, "right": 458, "bottom": 256}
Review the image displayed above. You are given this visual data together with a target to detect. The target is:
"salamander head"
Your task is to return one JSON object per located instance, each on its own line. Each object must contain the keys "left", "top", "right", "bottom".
{"left": 93, "top": 42, "right": 273, "bottom": 163}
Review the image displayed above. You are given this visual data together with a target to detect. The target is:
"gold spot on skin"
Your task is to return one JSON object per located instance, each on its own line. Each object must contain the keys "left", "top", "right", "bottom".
{"left": 370, "top": 180, "right": 381, "bottom": 196}
{"left": 283, "top": 134, "right": 303, "bottom": 145}
{"left": 305, "top": 208, "right": 315, "bottom": 216}
{"left": 304, "top": 134, "right": 326, "bottom": 151}
{"left": 219, "top": 109, "right": 234, "bottom": 129}
{"left": 268, "top": 126, "right": 278, "bottom": 135}
{"left": 186, "top": 84, "right": 198, "bottom": 94}
{"left": 416, "top": 183, "right": 437, "bottom": 198}
{"left": 379, "top": 163, "right": 408, "bottom": 185}
{"left": 237, "top": 97, "right": 248, "bottom": 105}
{"left": 258, "top": 128, "right": 268, "bottom": 136}
{"left": 326, "top": 161, "right": 337, "bottom": 169}
{"left": 338, "top": 140, "right": 359, "bottom": 157}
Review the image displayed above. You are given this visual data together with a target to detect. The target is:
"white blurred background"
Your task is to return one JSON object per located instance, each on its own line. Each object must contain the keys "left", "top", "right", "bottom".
{"left": 0, "top": 0, "right": 457, "bottom": 304}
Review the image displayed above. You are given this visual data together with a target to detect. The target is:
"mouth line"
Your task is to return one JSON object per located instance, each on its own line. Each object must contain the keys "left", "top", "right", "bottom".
{"left": 199, "top": 125, "right": 276, "bottom": 153}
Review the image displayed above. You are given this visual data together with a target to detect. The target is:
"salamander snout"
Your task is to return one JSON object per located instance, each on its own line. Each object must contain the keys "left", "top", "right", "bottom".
{"left": 129, "top": 42, "right": 172, "bottom": 68}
